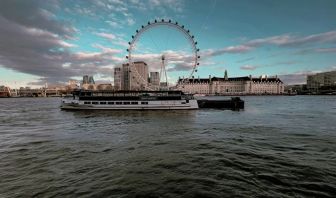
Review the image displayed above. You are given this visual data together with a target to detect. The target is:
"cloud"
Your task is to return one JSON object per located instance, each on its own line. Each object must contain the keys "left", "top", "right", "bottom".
{"left": 236, "top": 57, "right": 255, "bottom": 63}
{"left": 239, "top": 61, "right": 299, "bottom": 71}
{"left": 246, "top": 31, "right": 336, "bottom": 47}
{"left": 315, "top": 48, "right": 336, "bottom": 53}
{"left": 94, "top": 32, "right": 116, "bottom": 40}
{"left": 0, "top": 0, "right": 76, "bottom": 38}
{"left": 127, "top": 18, "right": 135, "bottom": 26}
{"left": 0, "top": 1, "right": 125, "bottom": 85}
{"left": 203, "top": 30, "right": 336, "bottom": 59}
{"left": 94, "top": 32, "right": 129, "bottom": 47}
{"left": 201, "top": 45, "right": 253, "bottom": 57}
{"left": 240, "top": 65, "right": 257, "bottom": 70}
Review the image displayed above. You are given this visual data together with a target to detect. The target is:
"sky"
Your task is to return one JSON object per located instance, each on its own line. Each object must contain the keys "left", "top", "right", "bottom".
{"left": 0, "top": 0, "right": 336, "bottom": 88}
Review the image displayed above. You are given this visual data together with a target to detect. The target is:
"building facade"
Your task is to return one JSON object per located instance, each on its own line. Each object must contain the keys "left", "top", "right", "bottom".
{"left": 115, "top": 61, "right": 149, "bottom": 90}
{"left": 149, "top": 72, "right": 160, "bottom": 88}
{"left": 307, "top": 71, "right": 336, "bottom": 92}
{"left": 82, "top": 75, "right": 95, "bottom": 85}
{"left": 114, "top": 67, "right": 122, "bottom": 90}
{"left": 176, "top": 72, "right": 284, "bottom": 95}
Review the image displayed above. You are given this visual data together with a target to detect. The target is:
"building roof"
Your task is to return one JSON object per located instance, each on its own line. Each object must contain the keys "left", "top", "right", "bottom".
{"left": 178, "top": 76, "right": 283, "bottom": 83}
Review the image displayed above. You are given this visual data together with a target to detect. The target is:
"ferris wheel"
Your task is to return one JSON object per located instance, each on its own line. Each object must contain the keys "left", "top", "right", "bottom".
{"left": 126, "top": 19, "right": 200, "bottom": 90}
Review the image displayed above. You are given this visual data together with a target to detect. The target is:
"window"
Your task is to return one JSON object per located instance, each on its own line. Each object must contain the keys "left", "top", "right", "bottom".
{"left": 84, "top": 101, "right": 91, "bottom": 104}
{"left": 108, "top": 102, "right": 114, "bottom": 105}
{"left": 131, "top": 102, "right": 138, "bottom": 105}
{"left": 141, "top": 102, "right": 148, "bottom": 105}
{"left": 123, "top": 102, "right": 130, "bottom": 105}
{"left": 181, "top": 102, "right": 186, "bottom": 104}
{"left": 116, "top": 102, "right": 122, "bottom": 105}
{"left": 92, "top": 102, "right": 98, "bottom": 105}
{"left": 100, "top": 102, "right": 106, "bottom": 105}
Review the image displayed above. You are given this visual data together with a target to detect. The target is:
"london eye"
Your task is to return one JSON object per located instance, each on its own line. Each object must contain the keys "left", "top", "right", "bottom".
{"left": 126, "top": 19, "right": 200, "bottom": 90}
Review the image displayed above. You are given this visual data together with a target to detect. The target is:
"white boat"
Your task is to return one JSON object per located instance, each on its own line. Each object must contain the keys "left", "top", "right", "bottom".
{"left": 60, "top": 90, "right": 199, "bottom": 110}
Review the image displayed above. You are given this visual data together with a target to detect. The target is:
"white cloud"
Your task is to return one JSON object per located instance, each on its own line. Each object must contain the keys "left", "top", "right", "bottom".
{"left": 240, "top": 65, "right": 257, "bottom": 71}
{"left": 94, "top": 32, "right": 116, "bottom": 40}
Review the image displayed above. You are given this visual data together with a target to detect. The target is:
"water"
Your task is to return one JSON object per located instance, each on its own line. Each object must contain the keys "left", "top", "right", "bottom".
{"left": 0, "top": 96, "right": 336, "bottom": 197}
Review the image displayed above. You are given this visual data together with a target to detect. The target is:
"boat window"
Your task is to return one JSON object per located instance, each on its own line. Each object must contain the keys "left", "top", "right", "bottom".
{"left": 100, "top": 102, "right": 107, "bottom": 105}
{"left": 141, "top": 102, "right": 148, "bottom": 105}
{"left": 116, "top": 102, "right": 122, "bottom": 105}
{"left": 131, "top": 102, "right": 138, "bottom": 105}
{"left": 108, "top": 102, "right": 114, "bottom": 105}
{"left": 123, "top": 102, "right": 130, "bottom": 105}
{"left": 186, "top": 99, "right": 189, "bottom": 103}
{"left": 84, "top": 101, "right": 91, "bottom": 104}
{"left": 181, "top": 102, "right": 186, "bottom": 104}
{"left": 92, "top": 102, "right": 98, "bottom": 105}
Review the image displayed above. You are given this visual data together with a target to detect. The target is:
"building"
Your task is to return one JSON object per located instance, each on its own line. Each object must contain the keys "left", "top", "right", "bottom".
{"left": 68, "top": 80, "right": 79, "bottom": 90}
{"left": 114, "top": 67, "right": 122, "bottom": 90}
{"left": 176, "top": 71, "right": 284, "bottom": 95}
{"left": 82, "top": 75, "right": 89, "bottom": 84}
{"left": 88, "top": 76, "right": 95, "bottom": 84}
{"left": 149, "top": 72, "right": 160, "bottom": 88}
{"left": 307, "top": 71, "right": 336, "bottom": 92}
{"left": 116, "top": 61, "right": 149, "bottom": 90}
{"left": 0, "top": 85, "right": 11, "bottom": 97}
{"left": 82, "top": 75, "right": 95, "bottom": 85}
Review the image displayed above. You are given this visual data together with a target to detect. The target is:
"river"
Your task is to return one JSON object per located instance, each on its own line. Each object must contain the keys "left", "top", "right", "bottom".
{"left": 0, "top": 96, "right": 335, "bottom": 197}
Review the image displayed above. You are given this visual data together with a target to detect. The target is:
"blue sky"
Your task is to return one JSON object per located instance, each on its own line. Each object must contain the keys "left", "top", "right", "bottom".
{"left": 0, "top": 0, "right": 336, "bottom": 87}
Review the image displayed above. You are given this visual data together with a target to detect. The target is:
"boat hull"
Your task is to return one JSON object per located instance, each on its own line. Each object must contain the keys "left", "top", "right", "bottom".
{"left": 60, "top": 99, "right": 199, "bottom": 110}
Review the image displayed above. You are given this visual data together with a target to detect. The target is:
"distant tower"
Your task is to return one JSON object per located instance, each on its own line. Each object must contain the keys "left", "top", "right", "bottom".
{"left": 88, "top": 76, "right": 95, "bottom": 84}
{"left": 83, "top": 75, "right": 89, "bottom": 84}
{"left": 224, "top": 70, "right": 228, "bottom": 80}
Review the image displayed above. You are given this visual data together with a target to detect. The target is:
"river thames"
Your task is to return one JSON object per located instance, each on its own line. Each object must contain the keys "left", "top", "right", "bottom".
{"left": 0, "top": 96, "right": 335, "bottom": 197}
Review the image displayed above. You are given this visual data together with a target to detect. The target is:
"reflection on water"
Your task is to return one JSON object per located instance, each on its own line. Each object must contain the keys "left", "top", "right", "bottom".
{"left": 0, "top": 96, "right": 336, "bottom": 197}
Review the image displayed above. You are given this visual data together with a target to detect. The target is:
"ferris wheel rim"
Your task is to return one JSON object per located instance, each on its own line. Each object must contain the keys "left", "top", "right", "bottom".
{"left": 125, "top": 19, "right": 200, "bottom": 90}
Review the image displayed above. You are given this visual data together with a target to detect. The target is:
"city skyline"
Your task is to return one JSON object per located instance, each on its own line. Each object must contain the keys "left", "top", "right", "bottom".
{"left": 1, "top": 0, "right": 336, "bottom": 88}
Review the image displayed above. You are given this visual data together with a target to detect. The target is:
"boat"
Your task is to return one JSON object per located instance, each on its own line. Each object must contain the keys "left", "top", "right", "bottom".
{"left": 60, "top": 90, "right": 199, "bottom": 110}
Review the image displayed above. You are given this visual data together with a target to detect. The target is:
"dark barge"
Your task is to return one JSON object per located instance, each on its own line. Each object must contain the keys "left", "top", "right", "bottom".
{"left": 197, "top": 97, "right": 244, "bottom": 110}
